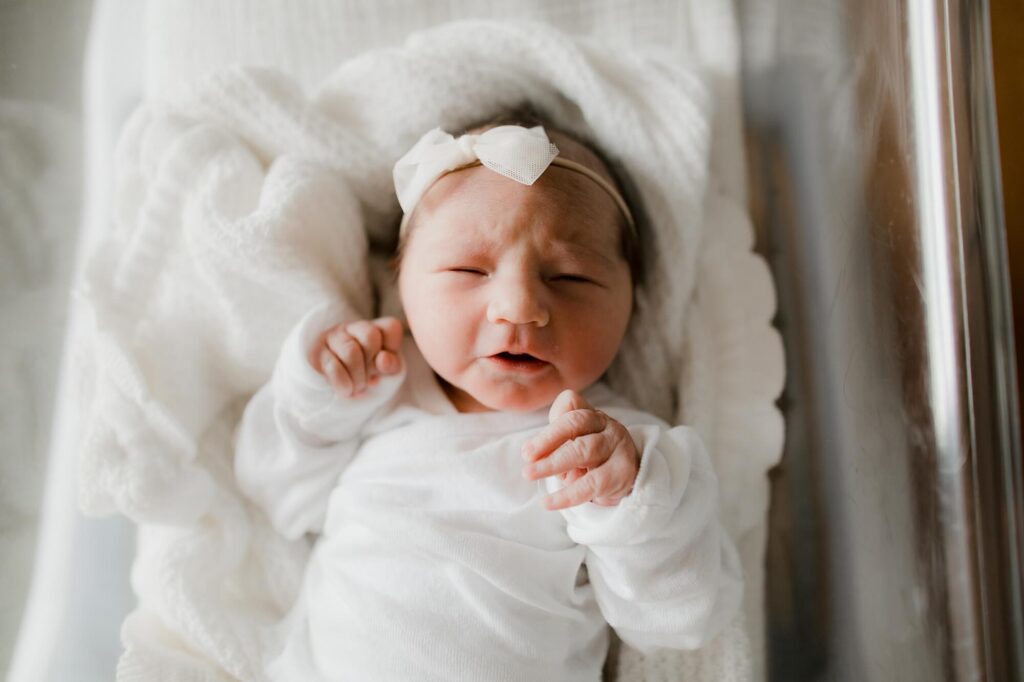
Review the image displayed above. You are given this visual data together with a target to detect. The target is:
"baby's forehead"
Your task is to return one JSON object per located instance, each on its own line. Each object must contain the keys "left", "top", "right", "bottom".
{"left": 424, "top": 214, "right": 621, "bottom": 277}
{"left": 425, "top": 195, "right": 622, "bottom": 270}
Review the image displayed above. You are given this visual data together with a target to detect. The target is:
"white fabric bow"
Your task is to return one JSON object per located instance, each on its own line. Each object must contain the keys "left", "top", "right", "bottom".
{"left": 393, "top": 125, "right": 560, "bottom": 214}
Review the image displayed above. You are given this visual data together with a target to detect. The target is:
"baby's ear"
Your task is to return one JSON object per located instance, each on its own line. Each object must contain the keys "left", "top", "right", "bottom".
{"left": 548, "top": 389, "right": 593, "bottom": 423}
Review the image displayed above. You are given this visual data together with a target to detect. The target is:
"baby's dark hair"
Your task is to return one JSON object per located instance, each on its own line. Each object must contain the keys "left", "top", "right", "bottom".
{"left": 388, "top": 103, "right": 645, "bottom": 292}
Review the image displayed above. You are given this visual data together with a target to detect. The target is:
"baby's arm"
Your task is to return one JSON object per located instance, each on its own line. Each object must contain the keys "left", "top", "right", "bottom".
{"left": 234, "top": 302, "right": 405, "bottom": 540}
{"left": 536, "top": 409, "right": 743, "bottom": 652}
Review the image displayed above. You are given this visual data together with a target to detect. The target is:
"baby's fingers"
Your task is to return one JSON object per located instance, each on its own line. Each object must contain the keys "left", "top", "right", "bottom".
{"left": 543, "top": 470, "right": 606, "bottom": 510}
{"left": 374, "top": 349, "right": 402, "bottom": 375}
{"left": 325, "top": 328, "right": 367, "bottom": 395}
{"left": 521, "top": 409, "right": 608, "bottom": 463}
{"left": 345, "top": 320, "right": 385, "bottom": 385}
{"left": 561, "top": 467, "right": 587, "bottom": 484}
{"left": 522, "top": 432, "right": 611, "bottom": 480}
{"left": 374, "top": 316, "right": 404, "bottom": 354}
{"left": 319, "top": 348, "right": 354, "bottom": 395}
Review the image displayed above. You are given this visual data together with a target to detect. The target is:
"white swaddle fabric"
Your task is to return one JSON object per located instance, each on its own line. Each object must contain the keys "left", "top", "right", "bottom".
{"left": 77, "top": 19, "right": 783, "bottom": 682}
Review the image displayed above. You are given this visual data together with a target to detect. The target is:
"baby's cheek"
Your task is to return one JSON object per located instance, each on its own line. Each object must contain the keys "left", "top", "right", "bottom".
{"left": 575, "top": 321, "right": 626, "bottom": 379}
{"left": 413, "top": 301, "right": 477, "bottom": 375}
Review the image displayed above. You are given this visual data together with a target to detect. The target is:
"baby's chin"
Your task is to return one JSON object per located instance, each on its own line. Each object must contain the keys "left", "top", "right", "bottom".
{"left": 480, "top": 391, "right": 556, "bottom": 414}
{"left": 455, "top": 381, "right": 563, "bottom": 414}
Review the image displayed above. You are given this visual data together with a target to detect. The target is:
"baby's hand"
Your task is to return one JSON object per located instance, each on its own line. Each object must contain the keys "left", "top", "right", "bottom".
{"left": 520, "top": 389, "right": 640, "bottom": 510}
{"left": 309, "top": 317, "right": 404, "bottom": 398}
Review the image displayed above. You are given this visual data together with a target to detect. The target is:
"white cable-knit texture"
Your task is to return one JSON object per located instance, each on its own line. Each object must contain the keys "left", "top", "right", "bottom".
{"left": 78, "top": 19, "right": 784, "bottom": 682}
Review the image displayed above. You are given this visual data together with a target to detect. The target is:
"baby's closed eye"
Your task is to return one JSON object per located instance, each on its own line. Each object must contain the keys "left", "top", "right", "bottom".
{"left": 551, "top": 274, "right": 592, "bottom": 283}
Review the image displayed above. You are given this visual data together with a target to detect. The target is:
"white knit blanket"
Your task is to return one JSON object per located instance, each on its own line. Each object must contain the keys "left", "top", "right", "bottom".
{"left": 78, "top": 20, "right": 783, "bottom": 682}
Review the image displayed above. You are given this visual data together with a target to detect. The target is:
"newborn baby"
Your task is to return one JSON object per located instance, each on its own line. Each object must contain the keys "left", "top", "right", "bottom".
{"left": 235, "top": 117, "right": 743, "bottom": 681}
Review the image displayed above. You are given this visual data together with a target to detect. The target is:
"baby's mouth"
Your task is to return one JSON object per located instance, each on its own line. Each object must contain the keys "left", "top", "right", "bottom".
{"left": 488, "top": 352, "right": 550, "bottom": 373}
{"left": 495, "top": 352, "right": 540, "bottom": 362}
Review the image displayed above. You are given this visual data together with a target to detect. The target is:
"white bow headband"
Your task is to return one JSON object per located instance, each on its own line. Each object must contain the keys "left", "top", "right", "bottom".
{"left": 393, "top": 125, "right": 636, "bottom": 236}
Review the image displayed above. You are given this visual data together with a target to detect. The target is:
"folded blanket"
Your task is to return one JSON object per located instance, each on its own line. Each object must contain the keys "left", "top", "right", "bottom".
{"left": 78, "top": 19, "right": 783, "bottom": 681}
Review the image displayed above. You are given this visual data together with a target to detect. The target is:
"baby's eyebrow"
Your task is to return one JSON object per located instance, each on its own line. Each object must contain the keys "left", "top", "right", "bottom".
{"left": 546, "top": 242, "right": 617, "bottom": 269}
{"left": 441, "top": 241, "right": 492, "bottom": 260}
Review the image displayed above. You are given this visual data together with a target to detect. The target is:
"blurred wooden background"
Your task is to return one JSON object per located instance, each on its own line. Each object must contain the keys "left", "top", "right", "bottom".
{"left": 992, "top": 0, "right": 1023, "bottom": 422}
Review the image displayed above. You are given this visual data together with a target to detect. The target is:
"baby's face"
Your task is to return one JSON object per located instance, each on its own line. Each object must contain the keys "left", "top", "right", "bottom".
{"left": 398, "top": 136, "right": 633, "bottom": 413}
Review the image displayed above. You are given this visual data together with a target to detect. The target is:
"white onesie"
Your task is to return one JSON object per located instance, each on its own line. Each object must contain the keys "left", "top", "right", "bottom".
{"left": 235, "top": 303, "right": 743, "bottom": 682}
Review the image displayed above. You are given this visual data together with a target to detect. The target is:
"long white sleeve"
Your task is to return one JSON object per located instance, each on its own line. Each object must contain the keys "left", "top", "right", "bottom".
{"left": 545, "top": 423, "right": 743, "bottom": 653}
{"left": 234, "top": 303, "right": 406, "bottom": 540}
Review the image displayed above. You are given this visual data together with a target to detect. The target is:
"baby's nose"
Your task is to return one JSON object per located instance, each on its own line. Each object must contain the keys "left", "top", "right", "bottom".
{"left": 486, "top": 279, "right": 549, "bottom": 327}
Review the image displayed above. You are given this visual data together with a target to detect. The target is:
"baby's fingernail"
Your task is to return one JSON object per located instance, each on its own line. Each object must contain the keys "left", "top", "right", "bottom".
{"left": 378, "top": 353, "right": 398, "bottom": 374}
{"left": 521, "top": 444, "right": 533, "bottom": 460}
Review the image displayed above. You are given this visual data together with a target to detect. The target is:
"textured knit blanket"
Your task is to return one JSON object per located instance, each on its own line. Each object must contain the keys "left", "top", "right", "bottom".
{"left": 77, "top": 20, "right": 783, "bottom": 681}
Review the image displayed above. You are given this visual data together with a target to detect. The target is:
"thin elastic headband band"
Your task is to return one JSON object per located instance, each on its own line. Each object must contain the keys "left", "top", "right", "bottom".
{"left": 393, "top": 125, "right": 636, "bottom": 237}
{"left": 398, "top": 157, "right": 636, "bottom": 236}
